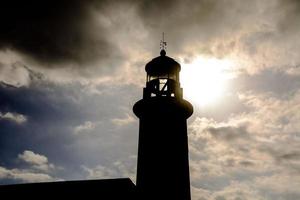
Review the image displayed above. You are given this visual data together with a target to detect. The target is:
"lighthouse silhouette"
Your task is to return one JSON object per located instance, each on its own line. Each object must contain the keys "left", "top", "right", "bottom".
{"left": 0, "top": 47, "right": 193, "bottom": 200}
{"left": 134, "top": 48, "right": 193, "bottom": 200}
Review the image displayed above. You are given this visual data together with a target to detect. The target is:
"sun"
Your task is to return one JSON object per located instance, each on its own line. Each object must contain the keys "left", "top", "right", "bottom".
{"left": 180, "top": 57, "right": 234, "bottom": 106}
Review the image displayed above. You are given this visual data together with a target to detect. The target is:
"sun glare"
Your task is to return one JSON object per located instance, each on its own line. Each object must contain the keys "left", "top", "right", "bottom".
{"left": 180, "top": 57, "right": 234, "bottom": 106}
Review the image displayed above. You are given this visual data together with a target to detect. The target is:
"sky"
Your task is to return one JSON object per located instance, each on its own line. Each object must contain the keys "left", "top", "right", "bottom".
{"left": 0, "top": 0, "right": 300, "bottom": 199}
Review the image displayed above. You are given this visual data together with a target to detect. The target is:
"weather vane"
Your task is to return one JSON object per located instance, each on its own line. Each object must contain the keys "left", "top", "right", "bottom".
{"left": 160, "top": 32, "right": 167, "bottom": 51}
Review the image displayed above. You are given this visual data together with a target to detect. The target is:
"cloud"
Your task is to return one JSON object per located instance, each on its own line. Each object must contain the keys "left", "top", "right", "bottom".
{"left": 209, "top": 181, "right": 265, "bottom": 200}
{"left": 18, "top": 150, "right": 58, "bottom": 173}
{"left": 18, "top": 150, "right": 48, "bottom": 165}
{"left": 111, "top": 114, "right": 135, "bottom": 126}
{"left": 135, "top": 0, "right": 300, "bottom": 76}
{"left": 74, "top": 121, "right": 96, "bottom": 135}
{"left": 0, "top": 77, "right": 139, "bottom": 183}
{"left": 189, "top": 91, "right": 300, "bottom": 171}
{"left": 0, "top": 166, "right": 55, "bottom": 183}
{"left": 0, "top": 3, "right": 147, "bottom": 86}
{"left": 0, "top": 1, "right": 146, "bottom": 88}
{"left": 207, "top": 125, "right": 249, "bottom": 142}
{"left": 254, "top": 173, "right": 300, "bottom": 199}
{"left": 0, "top": 150, "right": 62, "bottom": 184}
{"left": 0, "top": 0, "right": 115, "bottom": 65}
{"left": 188, "top": 89, "right": 300, "bottom": 200}
{"left": 1, "top": 0, "right": 297, "bottom": 87}
{"left": 0, "top": 112, "right": 27, "bottom": 124}
{"left": 0, "top": 0, "right": 148, "bottom": 82}
{"left": 1, "top": 1, "right": 300, "bottom": 199}
{"left": 82, "top": 155, "right": 137, "bottom": 182}
{"left": 0, "top": 0, "right": 300, "bottom": 83}
{"left": 82, "top": 165, "right": 118, "bottom": 180}
{"left": 237, "top": 90, "right": 300, "bottom": 135}
{"left": 0, "top": 51, "right": 31, "bottom": 87}
{"left": 277, "top": 152, "right": 300, "bottom": 162}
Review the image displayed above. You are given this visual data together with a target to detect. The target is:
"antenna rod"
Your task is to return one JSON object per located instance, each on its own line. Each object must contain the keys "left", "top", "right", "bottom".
{"left": 160, "top": 32, "right": 167, "bottom": 51}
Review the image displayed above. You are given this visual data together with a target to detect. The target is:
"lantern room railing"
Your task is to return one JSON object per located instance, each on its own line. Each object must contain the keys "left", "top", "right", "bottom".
{"left": 143, "top": 77, "right": 182, "bottom": 99}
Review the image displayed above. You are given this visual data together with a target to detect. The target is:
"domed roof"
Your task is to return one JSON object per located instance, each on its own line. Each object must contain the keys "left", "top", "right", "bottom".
{"left": 145, "top": 50, "right": 181, "bottom": 76}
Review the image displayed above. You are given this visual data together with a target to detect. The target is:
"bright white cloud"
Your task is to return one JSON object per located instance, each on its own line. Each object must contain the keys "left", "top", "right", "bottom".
{"left": 0, "top": 112, "right": 27, "bottom": 124}
{"left": 18, "top": 150, "right": 58, "bottom": 173}
{"left": 0, "top": 167, "right": 54, "bottom": 183}
{"left": 0, "top": 150, "right": 62, "bottom": 183}
{"left": 0, "top": 50, "right": 31, "bottom": 87}
{"left": 18, "top": 150, "right": 48, "bottom": 166}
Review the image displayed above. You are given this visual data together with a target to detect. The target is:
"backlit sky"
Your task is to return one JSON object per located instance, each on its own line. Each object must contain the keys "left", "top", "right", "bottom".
{"left": 1, "top": 0, "right": 300, "bottom": 199}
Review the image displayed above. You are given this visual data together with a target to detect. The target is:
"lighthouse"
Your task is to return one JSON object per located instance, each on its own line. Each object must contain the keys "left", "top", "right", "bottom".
{"left": 133, "top": 47, "right": 193, "bottom": 200}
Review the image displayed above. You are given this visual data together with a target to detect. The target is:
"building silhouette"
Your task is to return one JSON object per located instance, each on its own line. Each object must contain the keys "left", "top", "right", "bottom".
{"left": 134, "top": 49, "right": 193, "bottom": 200}
{"left": 0, "top": 49, "right": 193, "bottom": 200}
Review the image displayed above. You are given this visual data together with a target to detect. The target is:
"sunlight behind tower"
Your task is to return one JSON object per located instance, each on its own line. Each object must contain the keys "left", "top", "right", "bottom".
{"left": 180, "top": 57, "right": 235, "bottom": 106}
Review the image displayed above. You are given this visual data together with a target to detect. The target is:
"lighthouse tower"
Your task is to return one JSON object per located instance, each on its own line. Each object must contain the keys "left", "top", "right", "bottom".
{"left": 133, "top": 48, "right": 193, "bottom": 200}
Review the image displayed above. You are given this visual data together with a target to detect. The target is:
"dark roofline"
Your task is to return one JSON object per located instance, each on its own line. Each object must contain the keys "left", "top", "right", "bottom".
{"left": 0, "top": 177, "right": 134, "bottom": 187}
{"left": 0, "top": 178, "right": 137, "bottom": 199}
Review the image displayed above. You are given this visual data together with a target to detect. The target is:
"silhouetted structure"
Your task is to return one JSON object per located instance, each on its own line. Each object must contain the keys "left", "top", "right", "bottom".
{"left": 134, "top": 49, "right": 193, "bottom": 200}
{"left": 0, "top": 49, "right": 193, "bottom": 200}
{"left": 0, "top": 178, "right": 136, "bottom": 199}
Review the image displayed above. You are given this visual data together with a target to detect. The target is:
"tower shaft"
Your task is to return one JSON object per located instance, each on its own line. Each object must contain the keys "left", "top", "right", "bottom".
{"left": 134, "top": 98, "right": 192, "bottom": 200}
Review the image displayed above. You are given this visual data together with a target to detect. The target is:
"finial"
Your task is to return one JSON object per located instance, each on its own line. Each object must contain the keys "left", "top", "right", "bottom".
{"left": 160, "top": 32, "right": 167, "bottom": 55}
{"left": 160, "top": 49, "right": 166, "bottom": 56}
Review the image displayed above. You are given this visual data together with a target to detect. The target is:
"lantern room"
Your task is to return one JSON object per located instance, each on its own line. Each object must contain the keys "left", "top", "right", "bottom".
{"left": 143, "top": 50, "right": 183, "bottom": 99}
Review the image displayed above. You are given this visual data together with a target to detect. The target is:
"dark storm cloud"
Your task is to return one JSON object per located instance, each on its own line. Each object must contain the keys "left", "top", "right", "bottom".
{"left": 0, "top": 0, "right": 115, "bottom": 65}
{"left": 0, "top": 0, "right": 254, "bottom": 67}
{"left": 1, "top": 0, "right": 299, "bottom": 69}
{"left": 136, "top": 0, "right": 224, "bottom": 55}
{"left": 0, "top": 0, "right": 150, "bottom": 66}
{"left": 135, "top": 0, "right": 262, "bottom": 57}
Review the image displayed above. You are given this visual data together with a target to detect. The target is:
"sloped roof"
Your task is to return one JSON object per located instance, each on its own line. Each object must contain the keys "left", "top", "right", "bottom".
{"left": 145, "top": 50, "right": 181, "bottom": 76}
